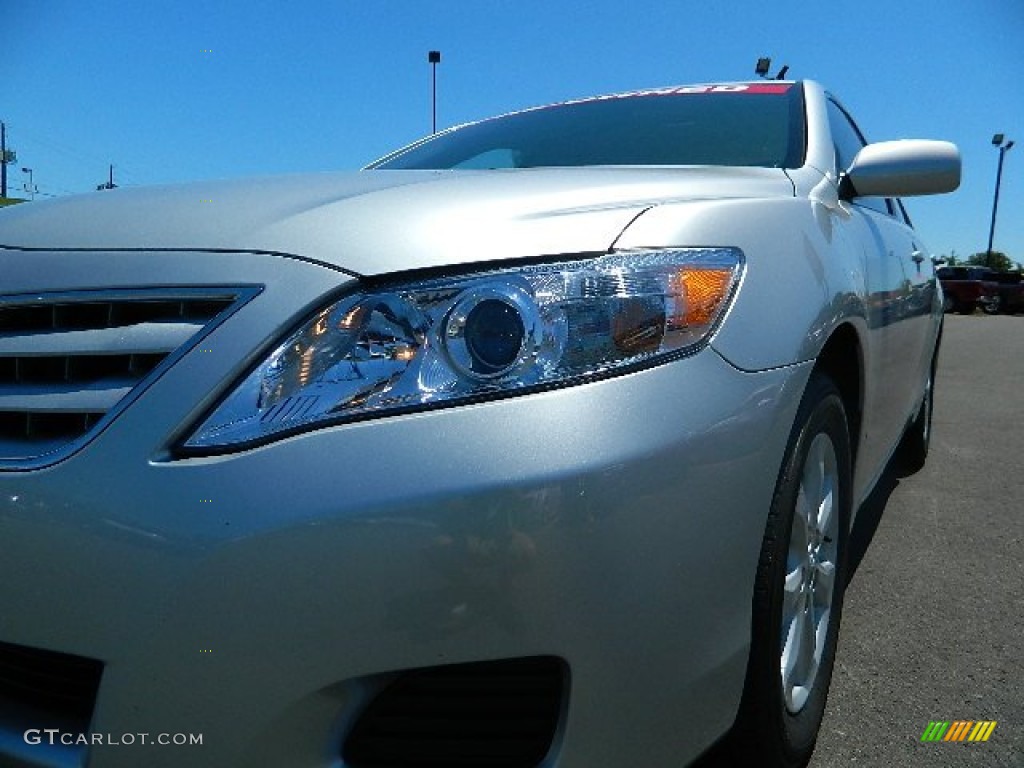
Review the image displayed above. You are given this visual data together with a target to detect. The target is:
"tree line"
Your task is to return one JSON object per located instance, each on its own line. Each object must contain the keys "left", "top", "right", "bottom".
{"left": 938, "top": 251, "right": 1019, "bottom": 272}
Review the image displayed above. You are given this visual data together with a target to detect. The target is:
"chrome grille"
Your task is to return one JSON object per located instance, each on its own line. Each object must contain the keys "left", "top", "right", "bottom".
{"left": 0, "top": 289, "right": 245, "bottom": 466}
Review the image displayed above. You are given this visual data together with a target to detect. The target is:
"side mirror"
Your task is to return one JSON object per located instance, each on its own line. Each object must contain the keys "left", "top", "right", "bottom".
{"left": 841, "top": 140, "right": 961, "bottom": 199}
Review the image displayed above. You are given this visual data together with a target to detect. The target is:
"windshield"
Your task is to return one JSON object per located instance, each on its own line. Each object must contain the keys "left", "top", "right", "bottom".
{"left": 371, "top": 83, "right": 805, "bottom": 170}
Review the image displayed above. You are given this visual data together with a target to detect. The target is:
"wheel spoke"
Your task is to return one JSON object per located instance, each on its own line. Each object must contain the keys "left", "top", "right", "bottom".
{"left": 812, "top": 605, "right": 831, "bottom": 664}
{"left": 794, "top": 483, "right": 813, "bottom": 533}
{"left": 814, "top": 560, "right": 836, "bottom": 602}
{"left": 781, "top": 594, "right": 816, "bottom": 712}
{"left": 799, "top": 599, "right": 816, "bottom": 678}
{"left": 783, "top": 565, "right": 803, "bottom": 619}
{"left": 817, "top": 471, "right": 835, "bottom": 537}
{"left": 802, "top": 441, "right": 825, "bottom": 522}
{"left": 781, "top": 597, "right": 805, "bottom": 680}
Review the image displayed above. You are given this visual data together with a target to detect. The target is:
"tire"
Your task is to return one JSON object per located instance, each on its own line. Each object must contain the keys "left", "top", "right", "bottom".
{"left": 981, "top": 295, "right": 1001, "bottom": 315}
{"left": 941, "top": 293, "right": 955, "bottom": 313}
{"left": 899, "top": 339, "right": 939, "bottom": 473}
{"left": 730, "top": 373, "right": 851, "bottom": 767}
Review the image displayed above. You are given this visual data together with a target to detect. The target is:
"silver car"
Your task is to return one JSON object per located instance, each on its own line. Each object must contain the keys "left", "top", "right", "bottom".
{"left": 0, "top": 80, "right": 959, "bottom": 768}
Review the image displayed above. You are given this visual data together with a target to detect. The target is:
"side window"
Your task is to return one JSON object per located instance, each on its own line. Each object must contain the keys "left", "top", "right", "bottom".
{"left": 825, "top": 99, "right": 892, "bottom": 217}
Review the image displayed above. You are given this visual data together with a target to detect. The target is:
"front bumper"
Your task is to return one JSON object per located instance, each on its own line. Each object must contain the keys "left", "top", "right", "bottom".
{"left": 0, "top": 248, "right": 811, "bottom": 768}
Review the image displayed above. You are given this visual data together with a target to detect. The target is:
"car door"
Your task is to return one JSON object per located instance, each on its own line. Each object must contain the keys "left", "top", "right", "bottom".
{"left": 874, "top": 200, "right": 935, "bottom": 419}
{"left": 826, "top": 99, "right": 930, "bottom": 482}
{"left": 892, "top": 199, "right": 939, "bottom": 370}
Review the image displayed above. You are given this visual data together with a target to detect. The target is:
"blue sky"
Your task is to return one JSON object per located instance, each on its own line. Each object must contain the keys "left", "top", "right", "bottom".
{"left": 3, "top": 0, "right": 1022, "bottom": 262}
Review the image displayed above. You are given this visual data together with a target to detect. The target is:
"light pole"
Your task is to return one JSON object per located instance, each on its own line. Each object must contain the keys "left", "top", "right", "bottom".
{"left": 428, "top": 50, "right": 441, "bottom": 134}
{"left": 20, "top": 167, "right": 35, "bottom": 201}
{"left": 96, "top": 164, "right": 117, "bottom": 191}
{"left": 986, "top": 133, "right": 1014, "bottom": 266}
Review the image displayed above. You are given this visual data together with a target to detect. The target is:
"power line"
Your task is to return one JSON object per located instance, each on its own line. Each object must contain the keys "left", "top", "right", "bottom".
{"left": 5, "top": 121, "right": 112, "bottom": 170}
{"left": 2, "top": 120, "right": 153, "bottom": 190}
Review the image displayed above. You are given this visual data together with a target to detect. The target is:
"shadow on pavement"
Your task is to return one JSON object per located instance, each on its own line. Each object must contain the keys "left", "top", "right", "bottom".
{"left": 845, "top": 462, "right": 900, "bottom": 584}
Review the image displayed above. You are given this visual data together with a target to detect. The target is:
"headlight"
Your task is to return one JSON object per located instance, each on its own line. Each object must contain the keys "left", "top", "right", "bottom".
{"left": 184, "top": 247, "right": 743, "bottom": 449}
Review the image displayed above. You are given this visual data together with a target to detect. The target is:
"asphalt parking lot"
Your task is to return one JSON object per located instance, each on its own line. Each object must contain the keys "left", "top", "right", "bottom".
{"left": 809, "top": 314, "right": 1024, "bottom": 767}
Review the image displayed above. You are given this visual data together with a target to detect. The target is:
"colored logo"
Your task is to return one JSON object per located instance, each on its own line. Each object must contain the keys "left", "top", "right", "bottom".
{"left": 921, "top": 721, "right": 997, "bottom": 742}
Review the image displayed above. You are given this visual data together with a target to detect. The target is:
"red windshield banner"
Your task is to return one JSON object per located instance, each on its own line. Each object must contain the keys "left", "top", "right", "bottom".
{"left": 562, "top": 83, "right": 794, "bottom": 105}
{"left": 506, "top": 82, "right": 794, "bottom": 120}
{"left": 624, "top": 83, "right": 793, "bottom": 96}
{"left": 727, "top": 83, "right": 792, "bottom": 94}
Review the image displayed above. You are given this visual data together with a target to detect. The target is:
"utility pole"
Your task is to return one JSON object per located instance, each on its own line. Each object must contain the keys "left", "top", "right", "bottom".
{"left": 1, "top": 122, "right": 8, "bottom": 198}
{"left": 0, "top": 123, "right": 19, "bottom": 199}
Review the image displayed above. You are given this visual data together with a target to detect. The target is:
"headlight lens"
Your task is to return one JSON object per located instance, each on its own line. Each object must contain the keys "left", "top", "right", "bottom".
{"left": 185, "top": 247, "right": 743, "bottom": 449}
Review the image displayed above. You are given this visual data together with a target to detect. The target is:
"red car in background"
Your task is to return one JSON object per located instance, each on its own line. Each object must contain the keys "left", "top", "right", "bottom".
{"left": 937, "top": 266, "right": 997, "bottom": 314}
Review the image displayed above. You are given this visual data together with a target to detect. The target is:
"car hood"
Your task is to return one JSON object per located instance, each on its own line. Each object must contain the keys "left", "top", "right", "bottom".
{"left": 0, "top": 168, "right": 794, "bottom": 276}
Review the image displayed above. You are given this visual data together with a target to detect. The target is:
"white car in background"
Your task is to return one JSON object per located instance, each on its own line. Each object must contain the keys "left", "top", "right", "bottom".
{"left": 0, "top": 80, "right": 958, "bottom": 768}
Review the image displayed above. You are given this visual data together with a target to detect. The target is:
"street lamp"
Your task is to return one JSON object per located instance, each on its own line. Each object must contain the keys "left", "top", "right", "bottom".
{"left": 20, "top": 167, "right": 35, "bottom": 201}
{"left": 986, "top": 134, "right": 1014, "bottom": 266}
{"left": 428, "top": 50, "right": 441, "bottom": 134}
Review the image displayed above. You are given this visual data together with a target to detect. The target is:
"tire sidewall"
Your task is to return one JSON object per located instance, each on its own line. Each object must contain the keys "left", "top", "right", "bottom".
{"left": 899, "top": 336, "right": 939, "bottom": 473}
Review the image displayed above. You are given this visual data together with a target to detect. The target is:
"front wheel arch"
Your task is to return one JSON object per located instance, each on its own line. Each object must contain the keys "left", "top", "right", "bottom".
{"left": 808, "top": 323, "right": 863, "bottom": 471}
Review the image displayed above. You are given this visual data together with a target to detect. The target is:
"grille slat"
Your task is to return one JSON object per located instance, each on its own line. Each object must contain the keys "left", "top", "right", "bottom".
{"left": 0, "top": 381, "right": 135, "bottom": 412}
{"left": 0, "top": 320, "right": 206, "bottom": 357}
{"left": 0, "top": 290, "right": 238, "bottom": 465}
{"left": 0, "top": 297, "right": 218, "bottom": 332}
